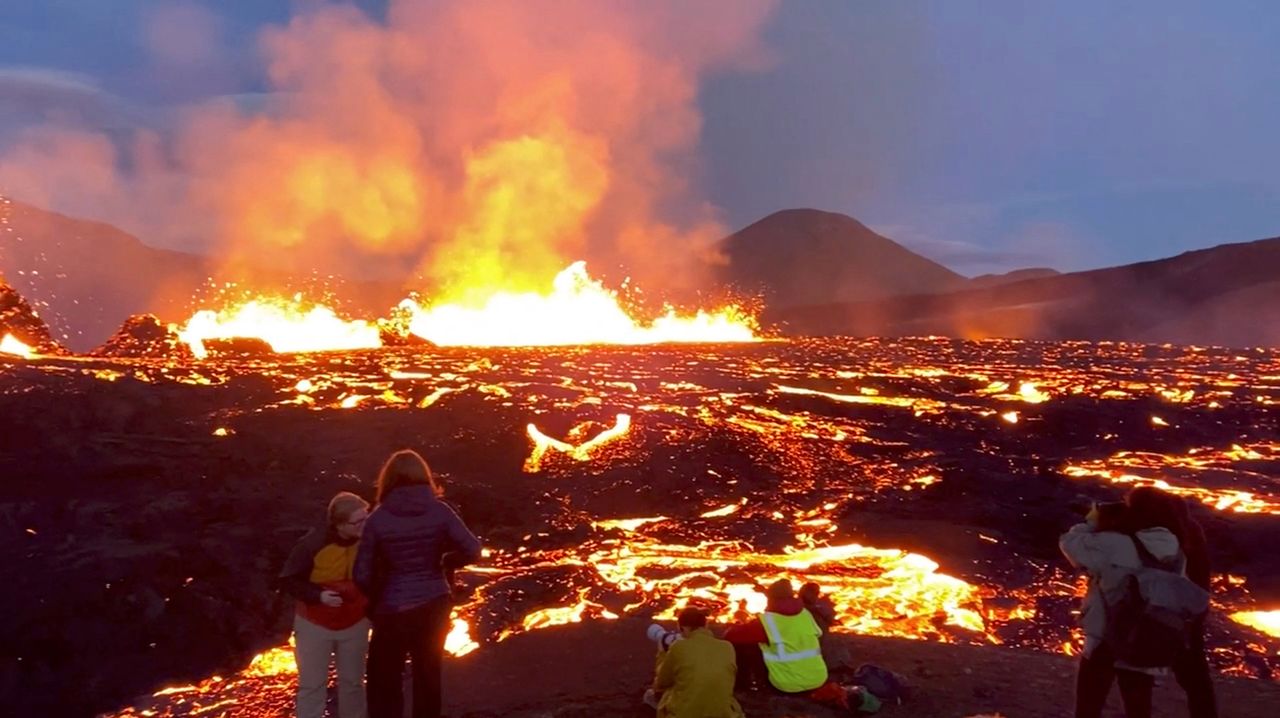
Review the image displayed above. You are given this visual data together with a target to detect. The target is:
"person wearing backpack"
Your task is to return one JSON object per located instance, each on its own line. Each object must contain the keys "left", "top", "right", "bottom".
{"left": 1127, "top": 487, "right": 1218, "bottom": 718}
{"left": 1059, "top": 498, "right": 1183, "bottom": 718}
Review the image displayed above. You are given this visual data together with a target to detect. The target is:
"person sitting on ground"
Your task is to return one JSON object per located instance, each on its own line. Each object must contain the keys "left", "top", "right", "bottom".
{"left": 799, "top": 582, "right": 837, "bottom": 635}
{"left": 1059, "top": 496, "right": 1183, "bottom": 718}
{"left": 648, "top": 607, "right": 744, "bottom": 718}
{"left": 799, "top": 581, "right": 850, "bottom": 671}
{"left": 725, "top": 578, "right": 828, "bottom": 694}
{"left": 279, "top": 491, "right": 372, "bottom": 718}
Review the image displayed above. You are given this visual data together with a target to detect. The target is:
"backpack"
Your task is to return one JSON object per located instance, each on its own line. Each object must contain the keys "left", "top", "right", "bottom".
{"left": 1101, "top": 536, "right": 1210, "bottom": 668}
{"left": 851, "top": 664, "right": 909, "bottom": 704}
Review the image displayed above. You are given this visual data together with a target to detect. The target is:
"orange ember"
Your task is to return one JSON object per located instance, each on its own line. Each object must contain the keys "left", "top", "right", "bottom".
{"left": 176, "top": 295, "right": 382, "bottom": 358}
{"left": 402, "top": 262, "right": 759, "bottom": 347}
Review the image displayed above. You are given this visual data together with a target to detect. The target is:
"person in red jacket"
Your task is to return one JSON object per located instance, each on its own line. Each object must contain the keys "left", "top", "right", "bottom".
{"left": 280, "top": 492, "right": 371, "bottom": 718}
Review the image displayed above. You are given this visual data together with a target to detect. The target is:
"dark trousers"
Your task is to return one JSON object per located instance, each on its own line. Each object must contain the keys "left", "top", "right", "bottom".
{"left": 732, "top": 642, "right": 768, "bottom": 691}
{"left": 1172, "top": 624, "right": 1218, "bottom": 718}
{"left": 1075, "top": 643, "right": 1154, "bottom": 718}
{"left": 366, "top": 595, "right": 452, "bottom": 718}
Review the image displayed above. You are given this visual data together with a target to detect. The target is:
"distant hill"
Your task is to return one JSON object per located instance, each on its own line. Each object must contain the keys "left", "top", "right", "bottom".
{"left": 5, "top": 196, "right": 1278, "bottom": 350}
{"left": 0, "top": 198, "right": 207, "bottom": 348}
{"left": 774, "top": 237, "right": 1280, "bottom": 348}
{"left": 0, "top": 198, "right": 406, "bottom": 350}
{"left": 718, "top": 209, "right": 966, "bottom": 307}
{"left": 969, "top": 267, "right": 1060, "bottom": 290}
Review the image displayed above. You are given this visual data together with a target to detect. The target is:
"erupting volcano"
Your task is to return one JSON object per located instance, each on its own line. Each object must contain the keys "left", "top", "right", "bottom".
{"left": 4, "top": 1, "right": 1280, "bottom": 717}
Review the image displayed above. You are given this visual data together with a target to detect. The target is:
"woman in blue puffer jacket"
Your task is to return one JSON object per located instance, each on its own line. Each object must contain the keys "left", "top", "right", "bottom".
{"left": 354, "top": 449, "right": 482, "bottom": 718}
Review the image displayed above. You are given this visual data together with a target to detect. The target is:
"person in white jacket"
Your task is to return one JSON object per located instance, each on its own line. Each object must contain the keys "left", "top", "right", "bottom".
{"left": 1059, "top": 500, "right": 1182, "bottom": 718}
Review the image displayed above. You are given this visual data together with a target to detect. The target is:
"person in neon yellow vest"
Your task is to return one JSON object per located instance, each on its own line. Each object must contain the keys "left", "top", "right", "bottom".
{"left": 724, "top": 579, "right": 829, "bottom": 693}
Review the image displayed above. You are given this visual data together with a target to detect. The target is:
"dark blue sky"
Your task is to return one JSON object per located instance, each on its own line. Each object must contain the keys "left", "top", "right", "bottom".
{"left": 2, "top": 0, "right": 1279, "bottom": 275}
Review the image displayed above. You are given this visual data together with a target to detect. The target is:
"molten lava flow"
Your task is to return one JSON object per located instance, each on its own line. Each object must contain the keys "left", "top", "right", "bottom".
{"left": 0, "top": 333, "right": 34, "bottom": 358}
{"left": 402, "top": 262, "right": 758, "bottom": 347}
{"left": 1231, "top": 610, "right": 1280, "bottom": 638}
{"left": 445, "top": 616, "right": 480, "bottom": 657}
{"left": 176, "top": 295, "right": 383, "bottom": 359}
{"left": 244, "top": 644, "right": 297, "bottom": 678}
{"left": 1062, "top": 442, "right": 1280, "bottom": 514}
{"left": 491, "top": 536, "right": 990, "bottom": 645}
{"left": 525, "top": 413, "right": 632, "bottom": 472}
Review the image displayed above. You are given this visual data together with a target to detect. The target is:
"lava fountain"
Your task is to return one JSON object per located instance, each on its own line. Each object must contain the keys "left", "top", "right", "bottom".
{"left": 175, "top": 295, "right": 383, "bottom": 358}
{"left": 402, "top": 262, "right": 759, "bottom": 347}
{"left": 0, "top": 333, "right": 34, "bottom": 358}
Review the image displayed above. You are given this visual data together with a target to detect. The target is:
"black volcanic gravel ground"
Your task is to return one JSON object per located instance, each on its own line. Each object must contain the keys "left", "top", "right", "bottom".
{"left": 1, "top": 337, "right": 1278, "bottom": 716}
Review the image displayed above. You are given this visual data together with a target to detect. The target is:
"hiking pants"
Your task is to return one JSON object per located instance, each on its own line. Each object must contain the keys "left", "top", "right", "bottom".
{"left": 1075, "top": 644, "right": 1153, "bottom": 718}
{"left": 366, "top": 595, "right": 452, "bottom": 718}
{"left": 1172, "top": 622, "right": 1218, "bottom": 718}
{"left": 293, "top": 615, "right": 370, "bottom": 718}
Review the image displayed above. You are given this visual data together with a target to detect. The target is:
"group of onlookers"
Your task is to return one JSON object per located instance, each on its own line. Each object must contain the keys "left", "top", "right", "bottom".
{"left": 280, "top": 450, "right": 480, "bottom": 718}
{"left": 278, "top": 448, "right": 1218, "bottom": 718}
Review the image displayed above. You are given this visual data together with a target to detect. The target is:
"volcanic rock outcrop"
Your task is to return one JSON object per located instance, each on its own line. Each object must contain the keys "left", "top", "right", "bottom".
{"left": 93, "top": 314, "right": 196, "bottom": 359}
{"left": 0, "top": 275, "right": 63, "bottom": 354}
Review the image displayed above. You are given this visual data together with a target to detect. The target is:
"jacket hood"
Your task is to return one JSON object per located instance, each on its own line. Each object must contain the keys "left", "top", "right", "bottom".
{"left": 382, "top": 484, "right": 439, "bottom": 517}
{"left": 766, "top": 596, "right": 805, "bottom": 616}
{"left": 1134, "top": 526, "right": 1180, "bottom": 562}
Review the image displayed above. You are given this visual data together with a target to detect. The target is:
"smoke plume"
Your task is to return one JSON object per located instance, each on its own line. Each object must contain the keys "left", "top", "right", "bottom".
{"left": 0, "top": 0, "right": 777, "bottom": 302}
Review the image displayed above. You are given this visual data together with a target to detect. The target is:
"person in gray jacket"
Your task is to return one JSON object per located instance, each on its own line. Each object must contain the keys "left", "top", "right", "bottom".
{"left": 354, "top": 449, "right": 482, "bottom": 718}
{"left": 1060, "top": 497, "right": 1182, "bottom": 718}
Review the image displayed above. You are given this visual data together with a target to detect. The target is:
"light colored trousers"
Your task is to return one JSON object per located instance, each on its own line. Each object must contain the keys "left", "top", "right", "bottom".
{"left": 294, "top": 614, "right": 371, "bottom": 718}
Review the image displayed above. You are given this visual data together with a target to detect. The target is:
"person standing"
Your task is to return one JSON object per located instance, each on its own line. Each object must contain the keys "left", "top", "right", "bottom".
{"left": 1128, "top": 487, "right": 1218, "bottom": 718}
{"left": 354, "top": 450, "right": 482, "bottom": 718}
{"left": 1060, "top": 497, "right": 1183, "bottom": 718}
{"left": 280, "top": 492, "right": 372, "bottom": 718}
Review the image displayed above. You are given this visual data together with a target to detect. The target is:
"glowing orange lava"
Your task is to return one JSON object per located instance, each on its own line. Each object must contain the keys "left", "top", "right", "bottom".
{"left": 524, "top": 413, "right": 633, "bottom": 472}
{"left": 176, "top": 295, "right": 383, "bottom": 359}
{"left": 0, "top": 333, "right": 34, "bottom": 358}
{"left": 1231, "top": 610, "right": 1280, "bottom": 638}
{"left": 402, "top": 262, "right": 758, "bottom": 347}
{"left": 1062, "top": 443, "right": 1280, "bottom": 514}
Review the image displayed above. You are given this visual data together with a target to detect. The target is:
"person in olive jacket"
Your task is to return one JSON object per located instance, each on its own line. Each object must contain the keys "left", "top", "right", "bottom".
{"left": 280, "top": 491, "right": 371, "bottom": 718}
{"left": 354, "top": 450, "right": 481, "bottom": 718}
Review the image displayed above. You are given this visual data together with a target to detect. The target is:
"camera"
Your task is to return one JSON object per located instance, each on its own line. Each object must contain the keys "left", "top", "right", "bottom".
{"left": 1092, "top": 500, "right": 1128, "bottom": 530}
{"left": 646, "top": 623, "right": 681, "bottom": 651}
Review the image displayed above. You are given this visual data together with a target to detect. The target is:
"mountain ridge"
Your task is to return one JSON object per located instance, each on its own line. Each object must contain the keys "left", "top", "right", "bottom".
{"left": 773, "top": 235, "right": 1280, "bottom": 347}
{"left": 3, "top": 196, "right": 1277, "bottom": 349}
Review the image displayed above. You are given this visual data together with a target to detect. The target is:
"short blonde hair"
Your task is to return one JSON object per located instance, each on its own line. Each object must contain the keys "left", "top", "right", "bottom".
{"left": 328, "top": 491, "right": 369, "bottom": 525}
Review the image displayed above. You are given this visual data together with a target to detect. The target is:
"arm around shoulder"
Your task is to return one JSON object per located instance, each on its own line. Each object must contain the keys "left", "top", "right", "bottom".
{"left": 279, "top": 529, "right": 325, "bottom": 603}
{"left": 353, "top": 517, "right": 379, "bottom": 596}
